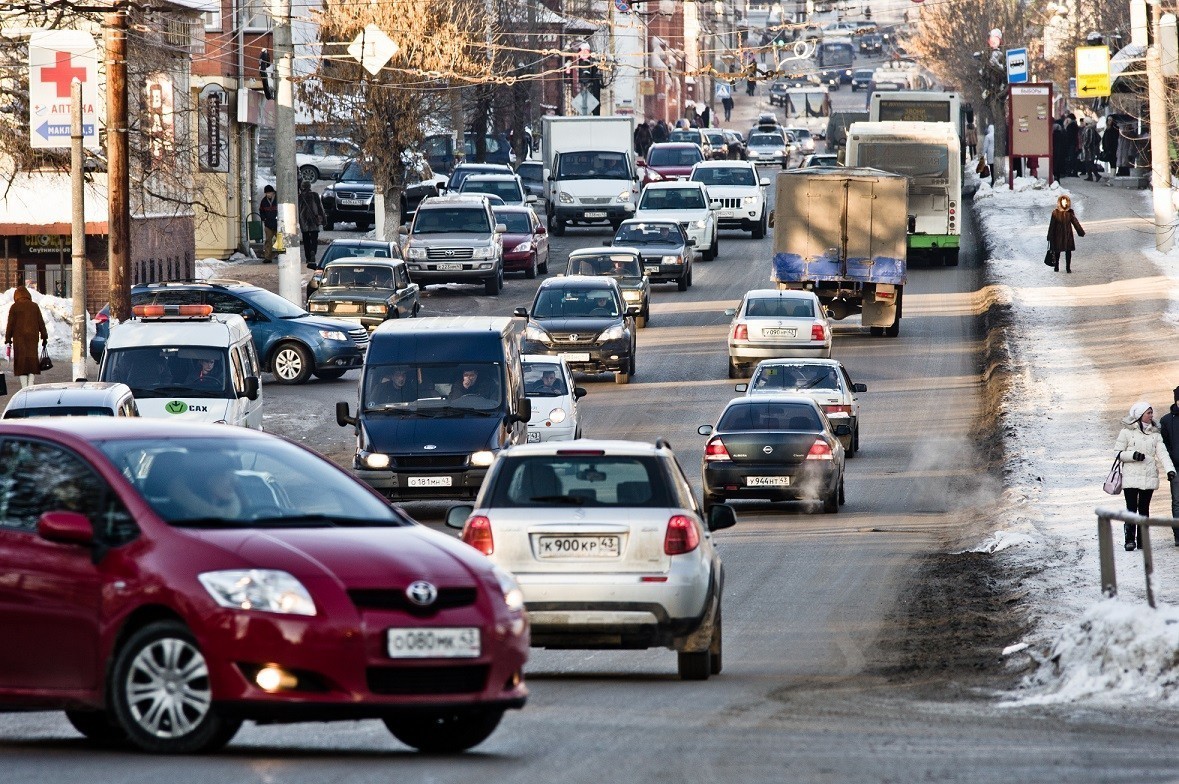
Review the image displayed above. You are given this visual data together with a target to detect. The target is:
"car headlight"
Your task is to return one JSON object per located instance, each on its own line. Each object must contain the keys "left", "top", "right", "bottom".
{"left": 598, "top": 324, "right": 625, "bottom": 341}
{"left": 198, "top": 570, "right": 317, "bottom": 616}
{"left": 492, "top": 566, "right": 525, "bottom": 612}
{"left": 622, "top": 290, "right": 642, "bottom": 301}
{"left": 617, "top": 190, "right": 631, "bottom": 202}
{"left": 473, "top": 245, "right": 495, "bottom": 260}
{"left": 743, "top": 195, "right": 756, "bottom": 205}
{"left": 748, "top": 149, "right": 760, "bottom": 157}
{"left": 548, "top": 407, "right": 567, "bottom": 423}
{"left": 558, "top": 191, "right": 574, "bottom": 204}
{"left": 512, "top": 241, "right": 533, "bottom": 253}
{"left": 319, "top": 329, "right": 348, "bottom": 341}
{"left": 406, "top": 246, "right": 427, "bottom": 260}
{"left": 470, "top": 450, "right": 495, "bottom": 467}
{"left": 309, "top": 302, "right": 329, "bottom": 312}
{"left": 366, "top": 303, "right": 388, "bottom": 314}
{"left": 694, "top": 219, "right": 706, "bottom": 229}
{"left": 662, "top": 255, "right": 682, "bottom": 264}
{"left": 361, "top": 451, "right": 390, "bottom": 469}
{"left": 524, "top": 324, "right": 550, "bottom": 343}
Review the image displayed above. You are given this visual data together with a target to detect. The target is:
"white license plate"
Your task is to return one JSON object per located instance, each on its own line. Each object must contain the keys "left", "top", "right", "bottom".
{"left": 583, "top": 211, "right": 608, "bottom": 218}
{"left": 407, "top": 476, "right": 452, "bottom": 487}
{"left": 386, "top": 627, "right": 481, "bottom": 659}
{"left": 435, "top": 262, "right": 463, "bottom": 271}
{"left": 747, "top": 476, "right": 790, "bottom": 486}
{"left": 644, "top": 266, "right": 661, "bottom": 273}
{"left": 535, "top": 535, "right": 621, "bottom": 558}
{"left": 527, "top": 431, "right": 541, "bottom": 443}
{"left": 560, "top": 352, "right": 591, "bottom": 362}
{"left": 340, "top": 198, "right": 367, "bottom": 206}
{"left": 761, "top": 328, "right": 797, "bottom": 338}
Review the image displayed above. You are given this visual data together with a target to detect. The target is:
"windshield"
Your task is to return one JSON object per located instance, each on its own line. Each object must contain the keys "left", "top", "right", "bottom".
{"left": 324, "top": 264, "right": 394, "bottom": 288}
{"left": 97, "top": 437, "right": 404, "bottom": 527}
{"left": 749, "top": 133, "right": 784, "bottom": 147}
{"left": 489, "top": 455, "right": 671, "bottom": 507}
{"left": 340, "top": 161, "right": 373, "bottom": 182}
{"left": 703, "top": 131, "right": 725, "bottom": 145}
{"left": 517, "top": 163, "right": 543, "bottom": 182}
{"left": 568, "top": 252, "right": 642, "bottom": 277}
{"left": 413, "top": 207, "right": 492, "bottom": 234}
{"left": 718, "top": 402, "right": 823, "bottom": 431}
{"left": 744, "top": 297, "right": 815, "bottom": 318}
{"left": 362, "top": 362, "right": 504, "bottom": 413}
{"left": 3, "top": 406, "right": 115, "bottom": 418}
{"left": 646, "top": 146, "right": 702, "bottom": 167}
{"left": 854, "top": 142, "right": 949, "bottom": 178}
{"left": 460, "top": 178, "right": 523, "bottom": 202}
{"left": 751, "top": 363, "right": 841, "bottom": 392}
{"left": 321, "top": 244, "right": 396, "bottom": 265}
{"left": 668, "top": 130, "right": 701, "bottom": 144}
{"left": 692, "top": 167, "right": 757, "bottom": 186}
{"left": 555, "top": 151, "right": 631, "bottom": 180}
{"left": 532, "top": 287, "right": 621, "bottom": 319}
{"left": 638, "top": 187, "right": 706, "bottom": 210}
{"left": 495, "top": 211, "right": 532, "bottom": 233}
{"left": 614, "top": 223, "right": 682, "bottom": 245}
{"left": 785, "top": 91, "right": 829, "bottom": 118}
{"left": 523, "top": 362, "right": 567, "bottom": 397}
{"left": 102, "top": 347, "right": 233, "bottom": 399}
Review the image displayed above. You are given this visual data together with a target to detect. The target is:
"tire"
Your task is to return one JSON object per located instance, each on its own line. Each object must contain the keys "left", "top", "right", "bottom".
{"left": 615, "top": 371, "right": 630, "bottom": 385}
{"left": 66, "top": 709, "right": 128, "bottom": 745}
{"left": 109, "top": 621, "right": 241, "bottom": 754}
{"left": 636, "top": 315, "right": 647, "bottom": 329}
{"left": 610, "top": 220, "right": 623, "bottom": 232}
{"left": 525, "top": 254, "right": 538, "bottom": 279}
{"left": 709, "top": 606, "right": 723, "bottom": 675}
{"left": 298, "top": 165, "right": 319, "bottom": 183}
{"left": 728, "top": 360, "right": 741, "bottom": 379}
{"left": 485, "top": 272, "right": 502, "bottom": 295}
{"left": 539, "top": 255, "right": 549, "bottom": 274}
{"left": 838, "top": 477, "right": 846, "bottom": 506}
{"left": 752, "top": 213, "right": 766, "bottom": 239}
{"left": 703, "top": 494, "right": 723, "bottom": 514}
{"left": 356, "top": 221, "right": 371, "bottom": 232}
{"left": 551, "top": 217, "right": 566, "bottom": 236}
{"left": 884, "top": 318, "right": 900, "bottom": 338}
{"left": 677, "top": 650, "right": 711, "bottom": 681}
{"left": 702, "top": 238, "right": 715, "bottom": 262}
{"left": 628, "top": 349, "right": 636, "bottom": 376}
{"left": 869, "top": 326, "right": 885, "bottom": 337}
{"left": 945, "top": 248, "right": 960, "bottom": 267}
{"left": 687, "top": 265, "right": 693, "bottom": 287}
{"left": 821, "top": 483, "right": 839, "bottom": 514}
{"left": 678, "top": 274, "right": 688, "bottom": 292}
{"left": 852, "top": 425, "right": 860, "bottom": 456}
{"left": 272, "top": 341, "right": 314, "bottom": 385}
{"left": 313, "top": 368, "right": 348, "bottom": 381}
{"left": 641, "top": 303, "right": 650, "bottom": 325}
{"left": 709, "top": 231, "right": 719, "bottom": 260}
{"left": 384, "top": 709, "right": 504, "bottom": 754}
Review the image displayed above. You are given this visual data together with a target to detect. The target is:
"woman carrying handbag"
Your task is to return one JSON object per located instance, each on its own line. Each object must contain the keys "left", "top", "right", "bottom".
{"left": 4, "top": 286, "right": 48, "bottom": 390}
{"left": 1115, "top": 401, "right": 1177, "bottom": 550}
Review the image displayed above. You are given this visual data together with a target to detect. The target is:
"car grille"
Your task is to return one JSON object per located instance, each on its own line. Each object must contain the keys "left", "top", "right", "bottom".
{"left": 427, "top": 247, "right": 475, "bottom": 260}
{"left": 336, "top": 191, "right": 361, "bottom": 200}
{"left": 348, "top": 587, "right": 478, "bottom": 615}
{"left": 580, "top": 197, "right": 611, "bottom": 205}
{"left": 348, "top": 327, "right": 369, "bottom": 350}
{"left": 547, "top": 332, "right": 598, "bottom": 346}
{"left": 394, "top": 455, "right": 469, "bottom": 470}
{"left": 367, "top": 665, "right": 489, "bottom": 695}
{"left": 717, "top": 198, "right": 743, "bottom": 210}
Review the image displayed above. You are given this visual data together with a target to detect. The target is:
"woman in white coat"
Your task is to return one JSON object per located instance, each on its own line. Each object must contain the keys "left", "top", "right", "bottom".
{"left": 1115, "top": 401, "right": 1177, "bottom": 550}
{"left": 981, "top": 125, "right": 995, "bottom": 186}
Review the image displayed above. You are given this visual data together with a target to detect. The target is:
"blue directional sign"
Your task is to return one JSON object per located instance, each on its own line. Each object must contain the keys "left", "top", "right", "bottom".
{"left": 1006, "top": 47, "right": 1028, "bottom": 84}
{"left": 35, "top": 121, "right": 95, "bottom": 140}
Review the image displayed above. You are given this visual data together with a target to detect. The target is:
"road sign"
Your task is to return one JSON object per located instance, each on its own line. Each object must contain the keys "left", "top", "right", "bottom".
{"left": 573, "top": 88, "right": 599, "bottom": 116}
{"left": 1006, "top": 47, "right": 1028, "bottom": 84}
{"left": 1076, "top": 45, "right": 1111, "bottom": 97}
{"left": 348, "top": 24, "right": 399, "bottom": 76}
{"left": 28, "top": 30, "right": 99, "bottom": 149}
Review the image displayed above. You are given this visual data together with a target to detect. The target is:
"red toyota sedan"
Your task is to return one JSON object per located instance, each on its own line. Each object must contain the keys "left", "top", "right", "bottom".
{"left": 641, "top": 142, "right": 705, "bottom": 181}
{"left": 0, "top": 419, "right": 528, "bottom": 754}
{"left": 494, "top": 205, "right": 549, "bottom": 278}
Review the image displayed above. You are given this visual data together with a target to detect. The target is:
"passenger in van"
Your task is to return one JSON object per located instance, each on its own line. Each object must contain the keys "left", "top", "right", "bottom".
{"left": 373, "top": 366, "right": 418, "bottom": 404}
{"left": 449, "top": 367, "right": 498, "bottom": 401}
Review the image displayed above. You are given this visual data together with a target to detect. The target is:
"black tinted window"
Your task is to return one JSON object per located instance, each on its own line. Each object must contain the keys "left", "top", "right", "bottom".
{"left": 718, "top": 403, "right": 822, "bottom": 431}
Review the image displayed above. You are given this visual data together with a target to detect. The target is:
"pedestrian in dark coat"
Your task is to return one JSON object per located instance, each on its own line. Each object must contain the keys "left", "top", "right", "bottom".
{"left": 1101, "top": 121, "right": 1119, "bottom": 168}
{"left": 1046, "top": 194, "right": 1085, "bottom": 273}
{"left": 1157, "top": 386, "right": 1179, "bottom": 543}
{"left": 1052, "top": 119, "right": 1068, "bottom": 179}
{"left": 652, "top": 119, "right": 669, "bottom": 144}
{"left": 259, "top": 184, "right": 279, "bottom": 262}
{"left": 1063, "top": 114, "right": 1080, "bottom": 176}
{"left": 297, "top": 181, "right": 326, "bottom": 268}
{"left": 1081, "top": 119, "right": 1102, "bottom": 181}
{"left": 634, "top": 122, "right": 652, "bottom": 158}
{"left": 4, "top": 286, "right": 48, "bottom": 389}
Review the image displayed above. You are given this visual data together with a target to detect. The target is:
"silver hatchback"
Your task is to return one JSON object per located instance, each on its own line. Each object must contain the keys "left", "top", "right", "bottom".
{"left": 447, "top": 439, "right": 736, "bottom": 680}
{"left": 726, "top": 289, "right": 832, "bottom": 377}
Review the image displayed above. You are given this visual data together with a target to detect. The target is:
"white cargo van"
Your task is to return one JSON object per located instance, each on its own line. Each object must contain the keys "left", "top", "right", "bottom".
{"left": 99, "top": 304, "right": 263, "bottom": 428}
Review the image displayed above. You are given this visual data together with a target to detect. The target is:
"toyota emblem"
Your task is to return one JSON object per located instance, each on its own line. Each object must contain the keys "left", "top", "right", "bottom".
{"left": 406, "top": 581, "right": 438, "bottom": 606}
{"left": 444, "top": 249, "right": 456, "bottom": 257}
{"left": 763, "top": 445, "right": 773, "bottom": 454}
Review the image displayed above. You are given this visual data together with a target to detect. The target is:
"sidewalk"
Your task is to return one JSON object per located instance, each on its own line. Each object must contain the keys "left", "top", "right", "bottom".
{"left": 969, "top": 172, "right": 1179, "bottom": 705}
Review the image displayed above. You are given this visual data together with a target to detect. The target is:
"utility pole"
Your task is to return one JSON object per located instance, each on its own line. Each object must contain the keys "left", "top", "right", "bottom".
{"left": 1147, "top": 0, "right": 1174, "bottom": 252}
{"left": 70, "top": 79, "right": 87, "bottom": 381}
{"left": 105, "top": 9, "right": 130, "bottom": 321}
{"left": 272, "top": 0, "right": 301, "bottom": 303}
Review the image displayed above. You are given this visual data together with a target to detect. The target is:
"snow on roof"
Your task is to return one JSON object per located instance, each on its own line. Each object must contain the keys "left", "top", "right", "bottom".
{"left": 0, "top": 171, "right": 109, "bottom": 234}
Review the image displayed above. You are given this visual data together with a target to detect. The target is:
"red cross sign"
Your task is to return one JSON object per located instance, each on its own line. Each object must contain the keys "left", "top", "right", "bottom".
{"left": 40, "top": 51, "right": 88, "bottom": 98}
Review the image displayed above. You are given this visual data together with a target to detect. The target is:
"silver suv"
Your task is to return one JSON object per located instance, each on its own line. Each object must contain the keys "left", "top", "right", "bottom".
{"left": 295, "top": 137, "right": 360, "bottom": 182}
{"left": 446, "top": 439, "right": 737, "bottom": 680}
{"left": 401, "top": 195, "right": 506, "bottom": 295}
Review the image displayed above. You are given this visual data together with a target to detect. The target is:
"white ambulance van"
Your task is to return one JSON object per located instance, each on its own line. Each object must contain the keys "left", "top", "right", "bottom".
{"left": 99, "top": 304, "right": 263, "bottom": 428}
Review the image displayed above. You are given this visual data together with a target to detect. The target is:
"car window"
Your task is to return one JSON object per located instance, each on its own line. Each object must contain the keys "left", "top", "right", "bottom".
{"left": 4, "top": 406, "right": 117, "bottom": 418}
{"left": 413, "top": 207, "right": 491, "bottom": 234}
{"left": 749, "top": 133, "right": 784, "bottom": 146}
{"left": 340, "top": 161, "right": 374, "bottom": 182}
{"left": 518, "top": 164, "right": 543, "bottom": 182}
{"left": 495, "top": 212, "right": 532, "bottom": 233}
{"left": 238, "top": 288, "right": 306, "bottom": 318}
{"left": 752, "top": 363, "right": 841, "bottom": 391}
{"left": 362, "top": 362, "right": 503, "bottom": 411}
{"left": 0, "top": 438, "right": 138, "bottom": 545}
{"left": 230, "top": 346, "right": 247, "bottom": 393}
{"left": 103, "top": 346, "right": 234, "bottom": 399}
{"left": 532, "top": 287, "right": 621, "bottom": 318}
{"left": 204, "top": 291, "right": 250, "bottom": 316}
{"left": 461, "top": 179, "right": 522, "bottom": 202}
{"left": 743, "top": 297, "right": 815, "bottom": 318}
{"left": 489, "top": 455, "right": 671, "bottom": 507}
{"left": 614, "top": 223, "right": 682, "bottom": 245}
{"left": 523, "top": 362, "right": 567, "bottom": 396}
{"left": 325, "top": 265, "right": 394, "bottom": 288}
{"left": 646, "top": 146, "right": 702, "bottom": 167}
{"left": 718, "top": 402, "right": 822, "bottom": 431}
{"left": 639, "top": 187, "right": 706, "bottom": 210}
{"left": 569, "top": 253, "right": 641, "bottom": 277}
{"left": 692, "top": 167, "right": 756, "bottom": 186}
{"left": 394, "top": 266, "right": 410, "bottom": 288}
{"left": 133, "top": 289, "right": 202, "bottom": 307}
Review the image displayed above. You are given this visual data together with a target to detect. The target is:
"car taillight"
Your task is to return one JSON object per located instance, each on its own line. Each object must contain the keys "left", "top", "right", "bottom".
{"left": 664, "top": 515, "right": 700, "bottom": 555}
{"left": 811, "top": 324, "right": 825, "bottom": 341}
{"left": 94, "top": 311, "right": 109, "bottom": 324}
{"left": 733, "top": 324, "right": 748, "bottom": 340}
{"left": 461, "top": 515, "right": 494, "bottom": 555}
{"left": 805, "top": 439, "right": 834, "bottom": 460}
{"left": 823, "top": 404, "right": 852, "bottom": 415}
{"left": 704, "top": 436, "right": 730, "bottom": 462}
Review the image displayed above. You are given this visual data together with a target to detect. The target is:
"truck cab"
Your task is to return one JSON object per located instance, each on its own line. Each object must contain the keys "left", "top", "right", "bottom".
{"left": 541, "top": 116, "right": 639, "bottom": 236}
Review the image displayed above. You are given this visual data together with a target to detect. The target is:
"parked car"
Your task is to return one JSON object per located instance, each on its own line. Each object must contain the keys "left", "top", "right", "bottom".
{"left": 690, "top": 160, "right": 770, "bottom": 238}
{"left": 294, "top": 137, "right": 361, "bottom": 183}
{"left": 522, "top": 354, "right": 585, "bottom": 441}
{"left": 458, "top": 173, "right": 534, "bottom": 207}
{"left": 2, "top": 381, "right": 138, "bottom": 418}
{"left": 495, "top": 205, "right": 550, "bottom": 278}
{"left": 698, "top": 395, "right": 848, "bottom": 513}
{"left": 0, "top": 419, "right": 528, "bottom": 753}
{"left": 737, "top": 357, "right": 867, "bottom": 455}
{"left": 310, "top": 238, "right": 401, "bottom": 274}
{"left": 725, "top": 289, "right": 832, "bottom": 378}
{"left": 321, "top": 157, "right": 440, "bottom": 231}
{"left": 565, "top": 247, "right": 651, "bottom": 326}
{"left": 633, "top": 180, "right": 719, "bottom": 261}
{"left": 610, "top": 219, "right": 694, "bottom": 292}
{"left": 516, "top": 160, "right": 545, "bottom": 200}
{"left": 516, "top": 276, "right": 636, "bottom": 384}
{"left": 401, "top": 195, "right": 506, "bottom": 295}
{"left": 445, "top": 438, "right": 736, "bottom": 680}
{"left": 643, "top": 143, "right": 705, "bottom": 181}
{"left": 307, "top": 258, "right": 421, "bottom": 329}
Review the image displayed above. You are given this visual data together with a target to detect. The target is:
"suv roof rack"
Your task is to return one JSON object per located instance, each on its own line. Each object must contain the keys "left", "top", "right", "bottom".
{"left": 139, "top": 278, "right": 250, "bottom": 288}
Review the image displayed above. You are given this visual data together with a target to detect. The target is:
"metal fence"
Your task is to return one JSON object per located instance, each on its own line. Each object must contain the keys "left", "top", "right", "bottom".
{"left": 1096, "top": 506, "right": 1179, "bottom": 608}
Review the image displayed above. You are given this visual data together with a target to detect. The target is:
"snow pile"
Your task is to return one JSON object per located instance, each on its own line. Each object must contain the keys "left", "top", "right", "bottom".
{"left": 196, "top": 256, "right": 245, "bottom": 280}
{"left": 962, "top": 530, "right": 1038, "bottom": 554}
{"left": 0, "top": 287, "right": 95, "bottom": 361}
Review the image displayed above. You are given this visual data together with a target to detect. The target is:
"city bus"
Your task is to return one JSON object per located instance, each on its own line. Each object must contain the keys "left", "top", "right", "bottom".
{"left": 782, "top": 85, "right": 831, "bottom": 139}
{"left": 817, "top": 37, "right": 855, "bottom": 84}
{"left": 869, "top": 90, "right": 963, "bottom": 160}
{"left": 844, "top": 121, "right": 962, "bottom": 266}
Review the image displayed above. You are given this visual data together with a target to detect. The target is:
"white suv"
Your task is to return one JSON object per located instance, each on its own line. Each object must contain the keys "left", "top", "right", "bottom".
{"left": 690, "top": 161, "right": 770, "bottom": 239}
{"left": 634, "top": 180, "right": 720, "bottom": 261}
{"left": 446, "top": 439, "right": 737, "bottom": 680}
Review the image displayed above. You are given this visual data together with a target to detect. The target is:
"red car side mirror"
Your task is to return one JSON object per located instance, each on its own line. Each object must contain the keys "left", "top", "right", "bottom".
{"left": 38, "top": 511, "right": 95, "bottom": 547}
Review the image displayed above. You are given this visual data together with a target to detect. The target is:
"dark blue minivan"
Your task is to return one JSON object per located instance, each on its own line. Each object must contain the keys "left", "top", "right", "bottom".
{"left": 336, "top": 316, "right": 531, "bottom": 501}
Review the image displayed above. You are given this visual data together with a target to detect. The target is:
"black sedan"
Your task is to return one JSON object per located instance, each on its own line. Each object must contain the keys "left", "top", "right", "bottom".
{"left": 610, "top": 219, "right": 693, "bottom": 291}
{"left": 697, "top": 395, "right": 848, "bottom": 513}
{"left": 515, "top": 276, "right": 636, "bottom": 385}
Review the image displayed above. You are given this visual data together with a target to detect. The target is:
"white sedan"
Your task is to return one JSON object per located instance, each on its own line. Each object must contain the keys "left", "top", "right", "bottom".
{"left": 523, "top": 355, "right": 585, "bottom": 442}
{"left": 689, "top": 160, "right": 770, "bottom": 239}
{"left": 725, "top": 289, "right": 833, "bottom": 378}
{"left": 736, "top": 358, "right": 867, "bottom": 455}
{"left": 634, "top": 180, "right": 720, "bottom": 261}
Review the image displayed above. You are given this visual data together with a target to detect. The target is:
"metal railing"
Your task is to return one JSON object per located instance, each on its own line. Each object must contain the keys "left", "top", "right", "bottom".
{"left": 1096, "top": 506, "right": 1179, "bottom": 608}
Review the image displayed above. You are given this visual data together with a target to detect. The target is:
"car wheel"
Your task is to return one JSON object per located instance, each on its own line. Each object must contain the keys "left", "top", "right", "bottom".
{"left": 869, "top": 326, "right": 885, "bottom": 337}
{"left": 677, "top": 650, "right": 711, "bottom": 681}
{"left": 709, "top": 231, "right": 719, "bottom": 260}
{"left": 313, "top": 368, "right": 348, "bottom": 381}
{"left": 539, "top": 255, "right": 549, "bottom": 274}
{"left": 485, "top": 272, "right": 502, "bottom": 295}
{"left": 298, "top": 164, "right": 319, "bottom": 183}
{"left": 272, "top": 342, "right": 314, "bottom": 385}
{"left": 838, "top": 477, "right": 846, "bottom": 506}
{"left": 642, "top": 303, "right": 651, "bottom": 325}
{"left": 853, "top": 425, "right": 860, "bottom": 455}
{"left": 727, "top": 359, "right": 741, "bottom": 379}
{"left": 66, "top": 709, "right": 127, "bottom": 744}
{"left": 703, "top": 494, "right": 723, "bottom": 514}
{"left": 614, "top": 370, "right": 630, "bottom": 385}
{"left": 636, "top": 315, "right": 647, "bottom": 329}
{"left": 884, "top": 318, "right": 900, "bottom": 338}
{"left": 551, "top": 217, "right": 566, "bottom": 236}
{"left": 109, "top": 621, "right": 241, "bottom": 754}
{"left": 610, "top": 219, "right": 623, "bottom": 232}
{"left": 628, "top": 349, "right": 636, "bottom": 376}
{"left": 944, "top": 248, "right": 960, "bottom": 267}
{"left": 355, "top": 221, "right": 371, "bottom": 232}
{"left": 384, "top": 709, "right": 504, "bottom": 754}
{"left": 525, "top": 253, "right": 538, "bottom": 279}
{"left": 678, "top": 274, "right": 688, "bottom": 292}
{"left": 752, "top": 213, "right": 767, "bottom": 240}
{"left": 709, "top": 606, "right": 723, "bottom": 675}
{"left": 821, "top": 484, "right": 839, "bottom": 514}
{"left": 687, "top": 265, "right": 693, "bottom": 287}
{"left": 702, "top": 240, "right": 715, "bottom": 262}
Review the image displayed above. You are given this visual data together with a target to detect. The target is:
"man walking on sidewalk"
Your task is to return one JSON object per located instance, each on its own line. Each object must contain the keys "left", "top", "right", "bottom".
{"left": 298, "top": 181, "right": 326, "bottom": 268}
{"left": 259, "top": 185, "right": 279, "bottom": 263}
